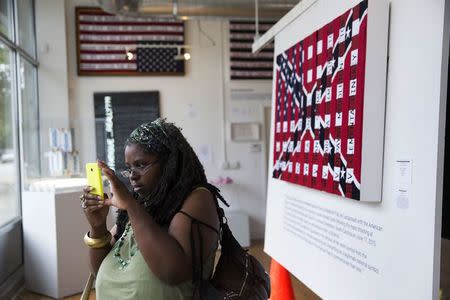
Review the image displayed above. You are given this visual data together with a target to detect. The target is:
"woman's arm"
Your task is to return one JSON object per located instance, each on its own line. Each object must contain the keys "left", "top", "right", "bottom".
{"left": 127, "top": 188, "right": 219, "bottom": 285}
{"left": 98, "top": 161, "right": 219, "bottom": 285}
{"left": 80, "top": 184, "right": 118, "bottom": 275}
{"left": 88, "top": 224, "right": 117, "bottom": 274}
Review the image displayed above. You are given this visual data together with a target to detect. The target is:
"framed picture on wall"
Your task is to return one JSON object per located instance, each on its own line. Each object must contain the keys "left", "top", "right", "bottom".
{"left": 76, "top": 7, "right": 185, "bottom": 76}
{"left": 229, "top": 20, "right": 275, "bottom": 80}
{"left": 271, "top": 0, "right": 388, "bottom": 202}
{"left": 94, "top": 91, "right": 160, "bottom": 177}
{"left": 230, "top": 122, "right": 261, "bottom": 141}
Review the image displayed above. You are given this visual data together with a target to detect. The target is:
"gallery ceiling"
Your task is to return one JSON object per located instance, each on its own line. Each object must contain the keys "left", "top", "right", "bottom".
{"left": 95, "top": 0, "right": 299, "bottom": 20}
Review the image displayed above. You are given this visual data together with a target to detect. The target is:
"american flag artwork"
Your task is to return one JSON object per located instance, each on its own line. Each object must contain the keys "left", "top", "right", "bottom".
{"left": 272, "top": 0, "right": 368, "bottom": 200}
{"left": 76, "top": 7, "right": 185, "bottom": 76}
{"left": 229, "top": 21, "right": 275, "bottom": 80}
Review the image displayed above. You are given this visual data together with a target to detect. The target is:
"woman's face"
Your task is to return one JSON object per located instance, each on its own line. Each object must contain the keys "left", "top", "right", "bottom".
{"left": 124, "top": 143, "right": 163, "bottom": 197}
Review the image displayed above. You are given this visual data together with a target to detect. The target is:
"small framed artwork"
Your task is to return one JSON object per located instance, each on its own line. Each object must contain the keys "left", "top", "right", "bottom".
{"left": 230, "top": 122, "right": 260, "bottom": 142}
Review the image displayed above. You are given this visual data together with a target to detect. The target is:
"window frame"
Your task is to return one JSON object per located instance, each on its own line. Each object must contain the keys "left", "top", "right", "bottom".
{"left": 0, "top": 0, "right": 39, "bottom": 225}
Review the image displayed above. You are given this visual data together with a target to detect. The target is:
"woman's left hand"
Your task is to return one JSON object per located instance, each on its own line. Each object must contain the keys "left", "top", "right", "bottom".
{"left": 98, "top": 160, "right": 135, "bottom": 210}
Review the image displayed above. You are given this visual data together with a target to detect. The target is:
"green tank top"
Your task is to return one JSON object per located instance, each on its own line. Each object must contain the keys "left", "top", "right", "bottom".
{"left": 95, "top": 223, "right": 215, "bottom": 300}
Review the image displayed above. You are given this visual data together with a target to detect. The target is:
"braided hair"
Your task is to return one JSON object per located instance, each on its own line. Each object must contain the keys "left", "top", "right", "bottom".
{"left": 114, "top": 118, "right": 228, "bottom": 240}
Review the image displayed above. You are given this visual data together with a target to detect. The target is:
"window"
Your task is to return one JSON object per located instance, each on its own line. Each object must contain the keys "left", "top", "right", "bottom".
{"left": 17, "top": 0, "right": 36, "bottom": 58}
{"left": 0, "top": 0, "right": 38, "bottom": 291}
{"left": 19, "top": 57, "right": 39, "bottom": 186}
{"left": 0, "top": 0, "right": 38, "bottom": 225}
{"left": 0, "top": 1, "right": 13, "bottom": 39}
{"left": 0, "top": 43, "right": 19, "bottom": 224}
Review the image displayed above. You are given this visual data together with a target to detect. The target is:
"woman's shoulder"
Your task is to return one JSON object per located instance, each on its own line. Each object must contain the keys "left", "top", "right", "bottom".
{"left": 170, "top": 185, "right": 218, "bottom": 229}
{"left": 191, "top": 186, "right": 212, "bottom": 195}
{"left": 182, "top": 186, "right": 216, "bottom": 213}
{"left": 168, "top": 185, "right": 220, "bottom": 243}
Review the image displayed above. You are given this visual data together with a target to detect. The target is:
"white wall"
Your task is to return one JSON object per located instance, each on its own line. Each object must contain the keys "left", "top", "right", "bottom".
{"left": 63, "top": 0, "right": 272, "bottom": 239}
{"left": 35, "top": 0, "right": 70, "bottom": 176}
{"left": 264, "top": 0, "right": 449, "bottom": 299}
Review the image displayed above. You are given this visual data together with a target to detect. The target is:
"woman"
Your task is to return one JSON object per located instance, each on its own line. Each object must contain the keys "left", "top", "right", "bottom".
{"left": 80, "top": 118, "right": 228, "bottom": 299}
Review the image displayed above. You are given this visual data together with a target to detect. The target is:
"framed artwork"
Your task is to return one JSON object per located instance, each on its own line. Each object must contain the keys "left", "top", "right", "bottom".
{"left": 272, "top": 0, "right": 387, "bottom": 202}
{"left": 76, "top": 7, "right": 185, "bottom": 76}
{"left": 229, "top": 20, "right": 275, "bottom": 80}
{"left": 230, "top": 122, "right": 261, "bottom": 141}
{"left": 94, "top": 91, "right": 160, "bottom": 177}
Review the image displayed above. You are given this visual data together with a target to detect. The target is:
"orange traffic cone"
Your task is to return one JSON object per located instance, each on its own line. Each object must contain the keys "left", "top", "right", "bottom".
{"left": 269, "top": 259, "right": 295, "bottom": 300}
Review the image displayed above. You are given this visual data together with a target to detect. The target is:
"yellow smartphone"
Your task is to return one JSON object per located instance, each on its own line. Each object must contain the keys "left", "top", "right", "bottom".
{"left": 85, "top": 163, "right": 104, "bottom": 199}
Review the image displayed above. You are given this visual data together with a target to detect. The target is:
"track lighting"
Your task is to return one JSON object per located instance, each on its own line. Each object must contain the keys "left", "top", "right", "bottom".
{"left": 174, "top": 47, "right": 191, "bottom": 61}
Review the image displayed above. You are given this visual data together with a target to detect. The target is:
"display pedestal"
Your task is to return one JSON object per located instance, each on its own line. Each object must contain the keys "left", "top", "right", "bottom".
{"left": 227, "top": 211, "right": 250, "bottom": 248}
{"left": 22, "top": 179, "right": 114, "bottom": 298}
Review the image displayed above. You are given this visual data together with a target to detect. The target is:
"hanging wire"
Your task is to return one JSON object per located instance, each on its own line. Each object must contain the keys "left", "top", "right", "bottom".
{"left": 197, "top": 20, "right": 216, "bottom": 47}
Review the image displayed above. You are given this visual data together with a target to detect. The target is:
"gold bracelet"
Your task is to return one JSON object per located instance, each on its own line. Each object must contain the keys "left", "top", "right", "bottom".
{"left": 84, "top": 231, "right": 112, "bottom": 249}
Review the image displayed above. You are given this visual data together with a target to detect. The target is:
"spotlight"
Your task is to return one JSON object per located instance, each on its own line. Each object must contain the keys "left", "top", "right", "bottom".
{"left": 174, "top": 47, "right": 191, "bottom": 61}
{"left": 126, "top": 50, "right": 134, "bottom": 60}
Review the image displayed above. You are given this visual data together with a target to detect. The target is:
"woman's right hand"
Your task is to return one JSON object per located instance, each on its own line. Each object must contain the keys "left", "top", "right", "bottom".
{"left": 80, "top": 186, "right": 110, "bottom": 230}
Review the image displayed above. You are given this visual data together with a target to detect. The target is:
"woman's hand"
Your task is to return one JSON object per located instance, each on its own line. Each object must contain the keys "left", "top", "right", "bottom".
{"left": 98, "top": 160, "right": 135, "bottom": 211}
{"left": 80, "top": 186, "right": 109, "bottom": 230}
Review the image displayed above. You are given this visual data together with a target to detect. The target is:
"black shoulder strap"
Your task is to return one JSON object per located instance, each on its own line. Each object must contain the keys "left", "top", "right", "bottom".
{"left": 183, "top": 184, "right": 228, "bottom": 299}
{"left": 178, "top": 210, "right": 219, "bottom": 235}
{"left": 177, "top": 209, "right": 220, "bottom": 300}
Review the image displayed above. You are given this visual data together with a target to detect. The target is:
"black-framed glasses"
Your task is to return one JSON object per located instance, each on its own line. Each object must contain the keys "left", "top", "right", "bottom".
{"left": 120, "top": 160, "right": 159, "bottom": 178}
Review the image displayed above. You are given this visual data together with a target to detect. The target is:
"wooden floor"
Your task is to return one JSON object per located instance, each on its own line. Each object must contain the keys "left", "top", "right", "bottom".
{"left": 16, "top": 240, "right": 320, "bottom": 300}
{"left": 15, "top": 238, "right": 450, "bottom": 300}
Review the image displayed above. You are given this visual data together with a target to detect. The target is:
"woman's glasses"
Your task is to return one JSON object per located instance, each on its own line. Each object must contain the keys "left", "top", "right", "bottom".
{"left": 120, "top": 160, "right": 159, "bottom": 178}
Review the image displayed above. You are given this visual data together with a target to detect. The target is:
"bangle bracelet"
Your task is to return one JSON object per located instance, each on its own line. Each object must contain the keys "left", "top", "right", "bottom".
{"left": 84, "top": 231, "right": 112, "bottom": 249}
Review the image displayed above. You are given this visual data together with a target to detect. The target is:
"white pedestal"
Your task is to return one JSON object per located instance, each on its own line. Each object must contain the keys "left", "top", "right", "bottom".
{"left": 22, "top": 179, "right": 114, "bottom": 298}
{"left": 226, "top": 211, "right": 250, "bottom": 248}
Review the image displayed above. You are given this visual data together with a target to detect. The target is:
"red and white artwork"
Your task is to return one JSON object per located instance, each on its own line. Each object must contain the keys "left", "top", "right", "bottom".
{"left": 272, "top": 0, "right": 368, "bottom": 200}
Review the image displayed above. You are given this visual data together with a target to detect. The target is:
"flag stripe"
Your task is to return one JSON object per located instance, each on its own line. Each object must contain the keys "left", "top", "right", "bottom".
{"left": 79, "top": 35, "right": 183, "bottom": 42}
{"left": 231, "top": 58, "right": 273, "bottom": 62}
{"left": 79, "top": 30, "right": 184, "bottom": 36}
{"left": 80, "top": 63, "right": 137, "bottom": 70}
{"left": 230, "top": 42, "right": 274, "bottom": 49}
{"left": 231, "top": 66, "right": 272, "bottom": 72}
{"left": 230, "top": 33, "right": 263, "bottom": 40}
{"left": 80, "top": 50, "right": 136, "bottom": 54}
{"left": 79, "top": 25, "right": 183, "bottom": 32}
{"left": 230, "top": 52, "right": 273, "bottom": 59}
{"left": 79, "top": 21, "right": 183, "bottom": 26}
{"left": 231, "top": 70, "right": 273, "bottom": 77}
{"left": 80, "top": 54, "right": 132, "bottom": 61}
{"left": 80, "top": 59, "right": 134, "bottom": 64}
{"left": 230, "top": 29, "right": 271, "bottom": 34}
{"left": 79, "top": 14, "right": 182, "bottom": 24}
{"left": 231, "top": 61, "right": 273, "bottom": 68}
{"left": 230, "top": 24, "right": 273, "bottom": 31}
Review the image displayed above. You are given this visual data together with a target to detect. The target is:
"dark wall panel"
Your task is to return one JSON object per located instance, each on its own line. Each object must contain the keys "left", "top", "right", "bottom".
{"left": 94, "top": 91, "right": 160, "bottom": 177}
